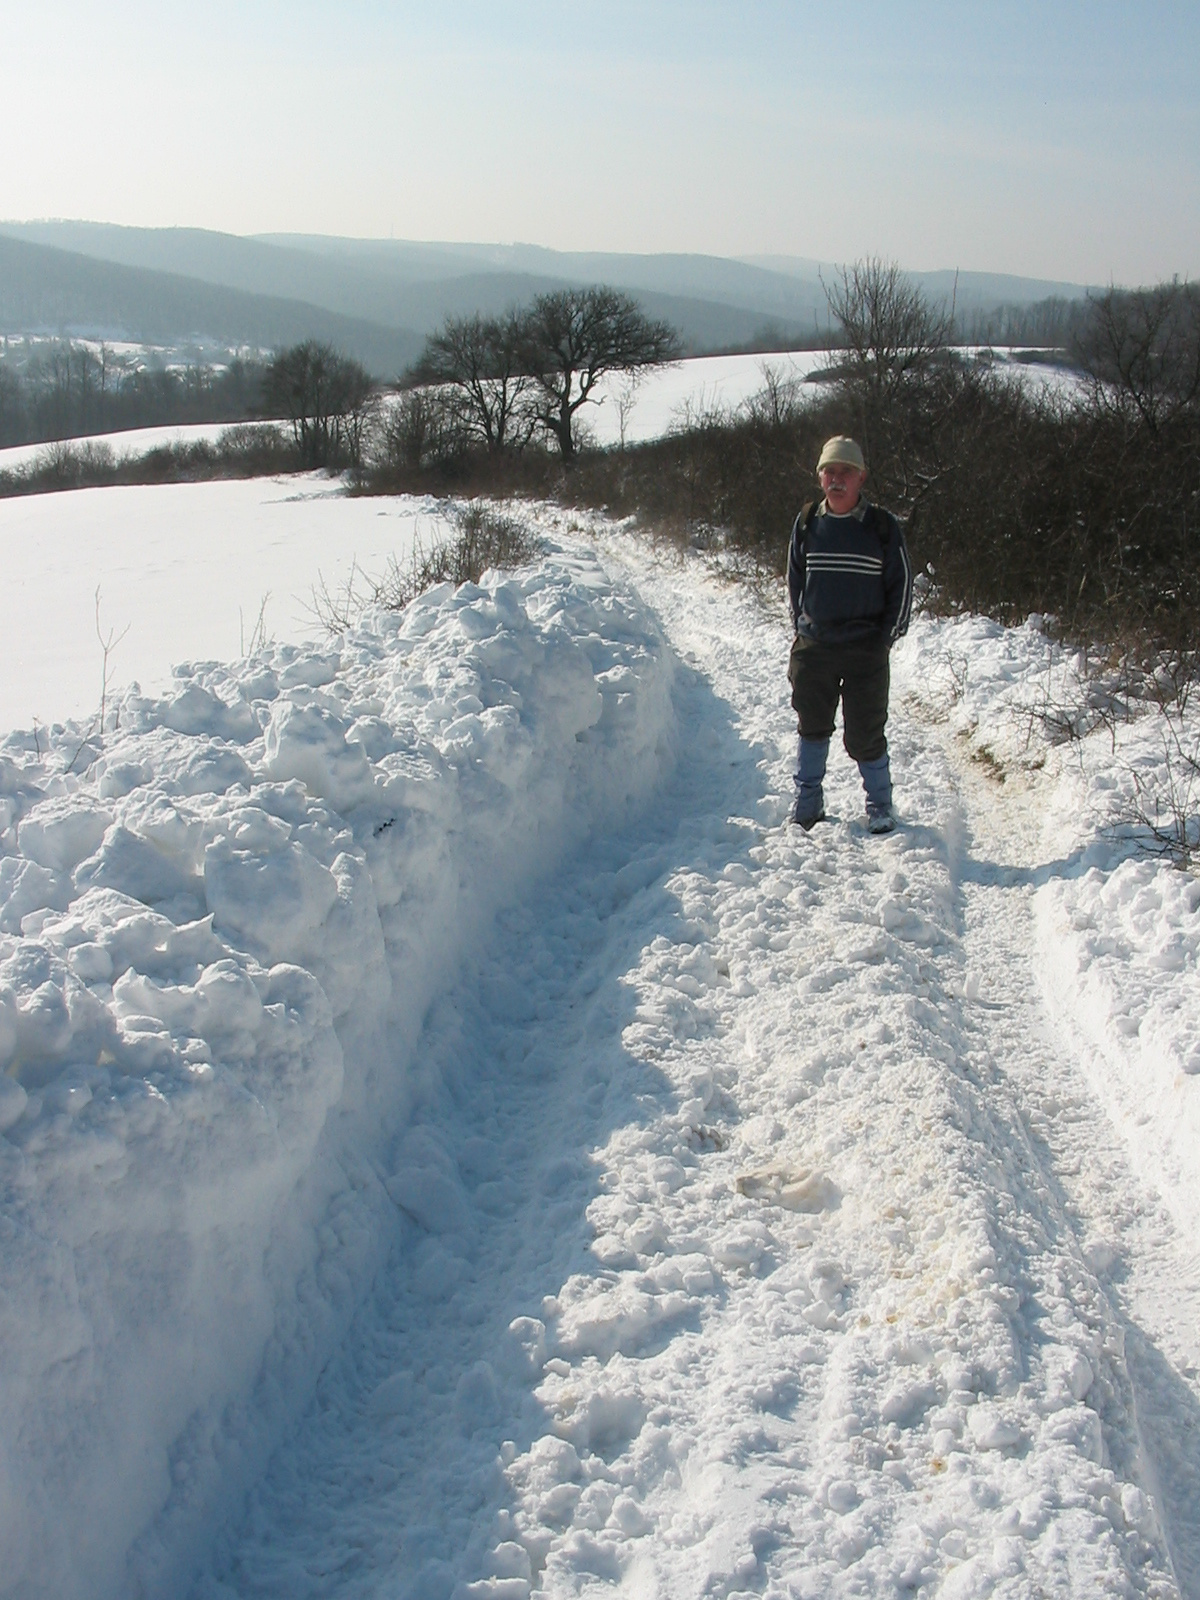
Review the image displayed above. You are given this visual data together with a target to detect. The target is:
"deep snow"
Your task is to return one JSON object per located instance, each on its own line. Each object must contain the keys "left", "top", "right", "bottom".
{"left": 1, "top": 493, "right": 1198, "bottom": 1599}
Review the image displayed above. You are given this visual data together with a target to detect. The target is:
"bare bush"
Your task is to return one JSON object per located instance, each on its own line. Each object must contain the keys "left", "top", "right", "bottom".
{"left": 311, "top": 506, "right": 545, "bottom": 636}
{"left": 370, "top": 388, "right": 470, "bottom": 475}
{"left": 375, "top": 505, "right": 544, "bottom": 609}
{"left": 1121, "top": 717, "right": 1200, "bottom": 867}
{"left": 742, "top": 362, "right": 806, "bottom": 428}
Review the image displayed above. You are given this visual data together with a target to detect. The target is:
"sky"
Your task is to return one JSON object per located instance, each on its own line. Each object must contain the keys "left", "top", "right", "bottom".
{"left": 4, "top": 0, "right": 1197, "bottom": 285}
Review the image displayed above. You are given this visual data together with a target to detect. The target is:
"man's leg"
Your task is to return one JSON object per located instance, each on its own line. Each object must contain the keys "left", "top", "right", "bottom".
{"left": 841, "top": 647, "right": 894, "bottom": 826}
{"left": 793, "top": 734, "right": 830, "bottom": 825}
{"left": 788, "top": 639, "right": 839, "bottom": 826}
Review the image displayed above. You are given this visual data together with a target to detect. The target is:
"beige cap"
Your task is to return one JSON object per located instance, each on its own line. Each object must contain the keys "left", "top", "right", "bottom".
{"left": 817, "top": 435, "right": 866, "bottom": 473}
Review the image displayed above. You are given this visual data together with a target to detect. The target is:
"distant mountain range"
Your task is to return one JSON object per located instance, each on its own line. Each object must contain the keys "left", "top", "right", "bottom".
{"left": 0, "top": 221, "right": 1092, "bottom": 379}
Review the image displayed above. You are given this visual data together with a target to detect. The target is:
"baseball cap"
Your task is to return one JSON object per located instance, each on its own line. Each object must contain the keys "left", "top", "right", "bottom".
{"left": 817, "top": 436, "right": 866, "bottom": 472}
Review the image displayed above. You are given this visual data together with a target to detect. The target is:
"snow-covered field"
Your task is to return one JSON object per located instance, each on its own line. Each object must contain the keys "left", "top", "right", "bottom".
{"left": 0, "top": 476, "right": 438, "bottom": 730}
{"left": 0, "top": 350, "right": 820, "bottom": 477}
{"left": 1, "top": 487, "right": 1198, "bottom": 1599}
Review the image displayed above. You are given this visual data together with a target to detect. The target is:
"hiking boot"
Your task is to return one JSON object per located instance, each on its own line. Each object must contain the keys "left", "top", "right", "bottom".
{"left": 790, "top": 795, "right": 826, "bottom": 831}
{"left": 866, "top": 807, "right": 895, "bottom": 834}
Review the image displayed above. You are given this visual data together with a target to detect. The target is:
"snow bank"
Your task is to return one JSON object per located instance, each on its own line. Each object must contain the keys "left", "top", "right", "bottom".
{"left": 0, "top": 544, "right": 675, "bottom": 1600}
{"left": 897, "top": 613, "right": 1200, "bottom": 1240}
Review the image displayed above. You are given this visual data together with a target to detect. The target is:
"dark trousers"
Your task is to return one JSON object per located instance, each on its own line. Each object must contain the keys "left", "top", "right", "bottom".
{"left": 788, "top": 637, "right": 890, "bottom": 762}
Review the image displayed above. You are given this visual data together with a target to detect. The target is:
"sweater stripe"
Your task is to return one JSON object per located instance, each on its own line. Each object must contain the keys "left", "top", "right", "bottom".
{"left": 805, "top": 554, "right": 885, "bottom": 572}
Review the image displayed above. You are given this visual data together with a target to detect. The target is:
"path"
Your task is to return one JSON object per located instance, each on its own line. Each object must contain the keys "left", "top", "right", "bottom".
{"left": 194, "top": 535, "right": 1197, "bottom": 1598}
{"left": 944, "top": 738, "right": 1200, "bottom": 1600}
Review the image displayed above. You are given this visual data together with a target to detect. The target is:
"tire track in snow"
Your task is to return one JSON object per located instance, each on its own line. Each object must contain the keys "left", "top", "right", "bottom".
{"left": 940, "top": 743, "right": 1200, "bottom": 1600}
{"left": 197, "top": 531, "right": 1183, "bottom": 1597}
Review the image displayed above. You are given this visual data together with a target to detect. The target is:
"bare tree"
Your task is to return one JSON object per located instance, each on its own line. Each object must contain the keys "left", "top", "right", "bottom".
{"left": 522, "top": 287, "right": 681, "bottom": 460}
{"left": 613, "top": 368, "right": 645, "bottom": 450}
{"left": 372, "top": 385, "right": 468, "bottom": 473}
{"left": 1073, "top": 281, "right": 1200, "bottom": 433}
{"left": 264, "top": 341, "right": 377, "bottom": 469}
{"left": 411, "top": 311, "right": 537, "bottom": 452}
{"left": 823, "top": 257, "right": 951, "bottom": 404}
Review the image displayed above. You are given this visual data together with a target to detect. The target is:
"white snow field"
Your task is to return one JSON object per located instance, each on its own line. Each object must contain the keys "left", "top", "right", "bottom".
{"left": 0, "top": 476, "right": 440, "bottom": 731}
{"left": 1, "top": 494, "right": 1198, "bottom": 1600}
{"left": 0, "top": 346, "right": 1075, "bottom": 479}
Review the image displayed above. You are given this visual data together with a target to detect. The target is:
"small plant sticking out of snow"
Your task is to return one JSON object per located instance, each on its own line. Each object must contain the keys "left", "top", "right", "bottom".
{"left": 310, "top": 503, "right": 545, "bottom": 635}
{"left": 378, "top": 505, "right": 544, "bottom": 609}
{"left": 1120, "top": 716, "right": 1200, "bottom": 868}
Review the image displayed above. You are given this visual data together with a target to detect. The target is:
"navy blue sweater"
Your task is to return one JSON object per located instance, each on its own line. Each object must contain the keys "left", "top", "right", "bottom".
{"left": 787, "top": 499, "right": 913, "bottom": 647}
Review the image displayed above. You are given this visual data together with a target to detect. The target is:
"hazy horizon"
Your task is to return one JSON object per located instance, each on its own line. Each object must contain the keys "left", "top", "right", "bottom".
{"left": 6, "top": 2, "right": 1198, "bottom": 286}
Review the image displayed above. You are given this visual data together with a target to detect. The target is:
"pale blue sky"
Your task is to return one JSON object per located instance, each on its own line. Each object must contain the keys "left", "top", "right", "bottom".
{"left": 5, "top": 0, "right": 1196, "bottom": 283}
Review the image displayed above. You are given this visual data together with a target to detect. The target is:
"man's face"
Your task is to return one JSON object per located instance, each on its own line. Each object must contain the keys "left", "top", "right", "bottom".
{"left": 818, "top": 461, "right": 867, "bottom": 514}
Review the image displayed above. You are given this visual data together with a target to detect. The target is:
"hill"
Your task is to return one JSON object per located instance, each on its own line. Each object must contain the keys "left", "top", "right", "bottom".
{"left": 0, "top": 225, "right": 819, "bottom": 357}
{"left": 0, "top": 234, "right": 423, "bottom": 377}
{"left": 0, "top": 224, "right": 1094, "bottom": 365}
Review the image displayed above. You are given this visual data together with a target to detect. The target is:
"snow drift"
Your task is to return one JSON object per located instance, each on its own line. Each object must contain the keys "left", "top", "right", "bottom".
{"left": 0, "top": 545, "right": 675, "bottom": 1600}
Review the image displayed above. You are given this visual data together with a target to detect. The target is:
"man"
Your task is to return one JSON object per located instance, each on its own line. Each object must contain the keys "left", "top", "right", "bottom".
{"left": 786, "top": 435, "right": 913, "bottom": 833}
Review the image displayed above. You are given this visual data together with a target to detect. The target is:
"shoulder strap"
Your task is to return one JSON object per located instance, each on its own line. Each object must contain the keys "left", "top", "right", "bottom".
{"left": 865, "top": 502, "right": 898, "bottom": 542}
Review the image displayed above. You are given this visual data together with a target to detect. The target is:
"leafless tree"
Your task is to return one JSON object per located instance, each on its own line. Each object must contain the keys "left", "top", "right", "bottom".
{"left": 521, "top": 287, "right": 680, "bottom": 460}
{"left": 1073, "top": 281, "right": 1200, "bottom": 432}
{"left": 743, "top": 361, "right": 805, "bottom": 428}
{"left": 411, "top": 311, "right": 537, "bottom": 452}
{"left": 613, "top": 368, "right": 645, "bottom": 450}
{"left": 823, "top": 258, "right": 952, "bottom": 405}
{"left": 264, "top": 341, "right": 377, "bottom": 469}
{"left": 372, "top": 386, "right": 468, "bottom": 473}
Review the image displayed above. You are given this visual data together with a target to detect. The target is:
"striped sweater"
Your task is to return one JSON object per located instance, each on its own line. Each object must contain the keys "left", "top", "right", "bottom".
{"left": 787, "top": 497, "right": 913, "bottom": 647}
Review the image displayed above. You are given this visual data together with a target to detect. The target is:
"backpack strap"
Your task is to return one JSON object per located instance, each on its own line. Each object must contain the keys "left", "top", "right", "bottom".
{"left": 796, "top": 499, "right": 820, "bottom": 549}
{"left": 866, "top": 502, "right": 899, "bottom": 544}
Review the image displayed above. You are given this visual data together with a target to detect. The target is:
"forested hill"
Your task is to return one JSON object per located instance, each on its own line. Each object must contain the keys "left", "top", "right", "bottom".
{"left": 0, "top": 235, "right": 423, "bottom": 378}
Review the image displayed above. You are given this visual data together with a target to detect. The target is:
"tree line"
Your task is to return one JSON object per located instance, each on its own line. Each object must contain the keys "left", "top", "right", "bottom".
{"left": 0, "top": 285, "right": 1082, "bottom": 462}
{"left": 0, "top": 342, "right": 269, "bottom": 449}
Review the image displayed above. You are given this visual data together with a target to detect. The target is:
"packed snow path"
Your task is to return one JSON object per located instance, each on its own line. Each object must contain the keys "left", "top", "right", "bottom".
{"left": 186, "top": 533, "right": 1197, "bottom": 1600}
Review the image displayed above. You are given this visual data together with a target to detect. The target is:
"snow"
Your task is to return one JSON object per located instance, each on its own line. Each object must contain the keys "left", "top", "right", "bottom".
{"left": 0, "top": 536, "right": 674, "bottom": 1600}
{"left": 898, "top": 613, "right": 1200, "bottom": 1245}
{"left": 0, "top": 476, "right": 442, "bottom": 729}
{"left": 1, "top": 485, "right": 1198, "bottom": 1599}
{"left": 584, "top": 350, "right": 831, "bottom": 446}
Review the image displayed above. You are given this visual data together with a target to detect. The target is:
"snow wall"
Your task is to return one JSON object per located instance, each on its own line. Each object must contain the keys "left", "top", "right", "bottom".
{"left": 0, "top": 547, "right": 676, "bottom": 1600}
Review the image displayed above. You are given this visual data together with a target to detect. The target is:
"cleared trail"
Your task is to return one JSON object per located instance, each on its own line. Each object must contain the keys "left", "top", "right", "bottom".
{"left": 195, "top": 536, "right": 1195, "bottom": 1598}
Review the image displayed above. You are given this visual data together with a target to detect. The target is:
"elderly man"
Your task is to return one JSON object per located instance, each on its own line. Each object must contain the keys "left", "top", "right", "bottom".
{"left": 786, "top": 435, "right": 913, "bottom": 832}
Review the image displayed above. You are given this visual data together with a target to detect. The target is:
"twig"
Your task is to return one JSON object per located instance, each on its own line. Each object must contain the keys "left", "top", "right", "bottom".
{"left": 94, "top": 586, "right": 130, "bottom": 741}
